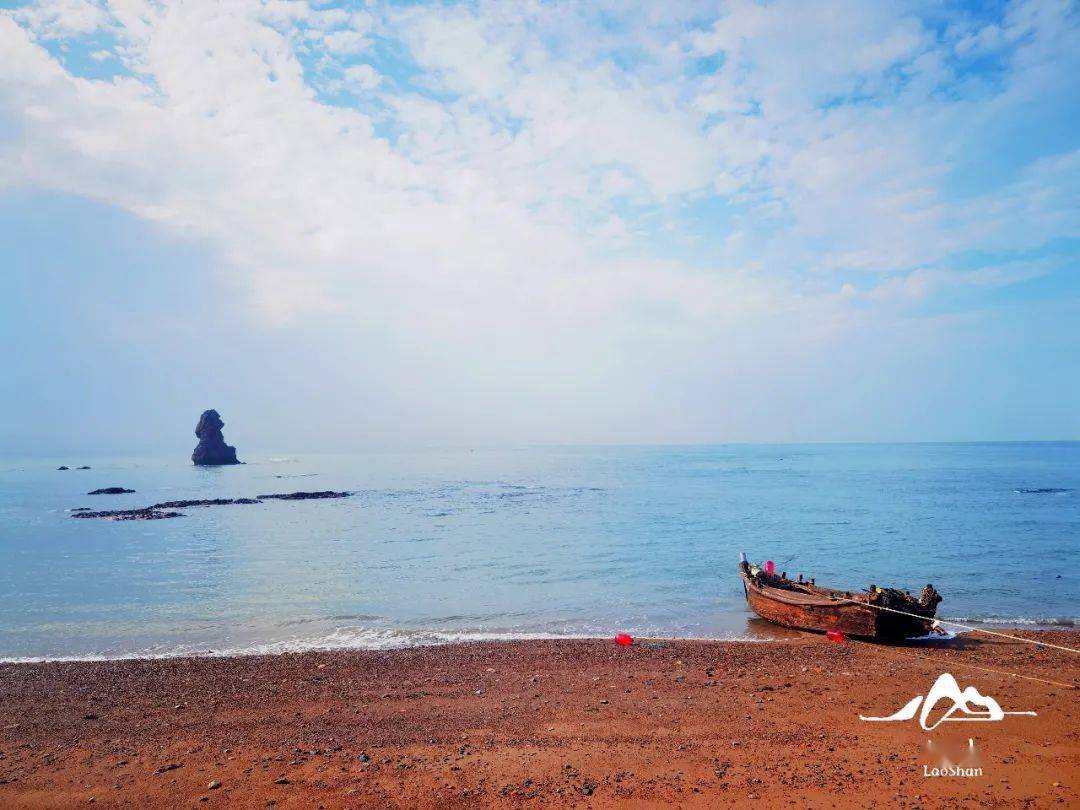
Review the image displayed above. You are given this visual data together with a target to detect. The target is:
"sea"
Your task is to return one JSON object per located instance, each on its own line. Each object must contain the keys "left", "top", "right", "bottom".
{"left": 1, "top": 443, "right": 1076, "bottom": 661}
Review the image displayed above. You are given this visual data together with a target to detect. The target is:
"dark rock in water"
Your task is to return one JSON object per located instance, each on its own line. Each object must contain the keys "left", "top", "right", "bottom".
{"left": 88, "top": 487, "right": 136, "bottom": 495}
{"left": 71, "top": 507, "right": 184, "bottom": 521}
{"left": 192, "top": 409, "right": 240, "bottom": 466}
{"left": 257, "top": 491, "right": 351, "bottom": 501}
{"left": 77, "top": 466, "right": 91, "bottom": 470}
{"left": 57, "top": 466, "right": 70, "bottom": 471}
{"left": 151, "top": 498, "right": 261, "bottom": 509}
{"left": 71, "top": 491, "right": 351, "bottom": 520}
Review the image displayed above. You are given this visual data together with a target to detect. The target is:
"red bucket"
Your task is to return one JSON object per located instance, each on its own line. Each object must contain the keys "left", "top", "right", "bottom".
{"left": 614, "top": 633, "right": 634, "bottom": 646}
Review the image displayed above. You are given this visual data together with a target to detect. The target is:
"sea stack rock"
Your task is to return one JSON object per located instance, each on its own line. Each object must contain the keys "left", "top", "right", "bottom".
{"left": 191, "top": 409, "right": 240, "bottom": 466}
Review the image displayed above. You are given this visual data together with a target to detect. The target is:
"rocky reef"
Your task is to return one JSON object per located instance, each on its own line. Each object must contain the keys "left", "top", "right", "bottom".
{"left": 258, "top": 491, "right": 351, "bottom": 501}
{"left": 71, "top": 491, "right": 352, "bottom": 521}
{"left": 192, "top": 409, "right": 240, "bottom": 466}
{"left": 72, "top": 507, "right": 184, "bottom": 521}
{"left": 88, "top": 487, "right": 136, "bottom": 495}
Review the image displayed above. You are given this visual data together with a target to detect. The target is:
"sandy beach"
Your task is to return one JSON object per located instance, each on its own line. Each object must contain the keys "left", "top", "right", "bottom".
{"left": 0, "top": 632, "right": 1076, "bottom": 808}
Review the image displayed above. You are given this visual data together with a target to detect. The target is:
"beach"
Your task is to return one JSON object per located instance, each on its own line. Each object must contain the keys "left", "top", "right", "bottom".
{"left": 1, "top": 632, "right": 1075, "bottom": 808}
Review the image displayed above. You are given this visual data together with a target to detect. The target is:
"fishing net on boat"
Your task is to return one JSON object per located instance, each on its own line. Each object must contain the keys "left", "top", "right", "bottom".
{"left": 868, "top": 584, "right": 942, "bottom": 617}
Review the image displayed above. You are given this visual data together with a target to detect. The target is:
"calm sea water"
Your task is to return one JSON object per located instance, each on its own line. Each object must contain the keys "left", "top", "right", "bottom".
{"left": 0, "top": 444, "right": 1076, "bottom": 661}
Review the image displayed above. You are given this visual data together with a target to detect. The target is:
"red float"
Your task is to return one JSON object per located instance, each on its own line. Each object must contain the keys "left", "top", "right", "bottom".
{"left": 614, "top": 633, "right": 634, "bottom": 646}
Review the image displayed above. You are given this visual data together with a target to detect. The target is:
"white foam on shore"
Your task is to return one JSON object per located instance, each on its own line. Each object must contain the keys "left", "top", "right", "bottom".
{"left": 6, "top": 617, "right": 1073, "bottom": 663}
{"left": 19, "top": 614, "right": 1073, "bottom": 664}
{"left": 946, "top": 616, "right": 1077, "bottom": 627}
{"left": 0, "top": 627, "right": 766, "bottom": 664}
{"left": 906, "top": 630, "right": 958, "bottom": 642}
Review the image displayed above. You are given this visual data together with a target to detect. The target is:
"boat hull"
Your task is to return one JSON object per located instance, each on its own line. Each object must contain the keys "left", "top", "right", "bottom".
{"left": 740, "top": 570, "right": 932, "bottom": 641}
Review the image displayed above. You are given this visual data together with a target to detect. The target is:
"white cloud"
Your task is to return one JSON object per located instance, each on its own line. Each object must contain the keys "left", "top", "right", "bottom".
{"left": 864, "top": 261, "right": 1054, "bottom": 306}
{"left": 13, "top": 0, "right": 108, "bottom": 38}
{"left": 0, "top": 0, "right": 1076, "bottom": 442}
{"left": 321, "top": 29, "right": 363, "bottom": 54}
{"left": 344, "top": 63, "right": 380, "bottom": 91}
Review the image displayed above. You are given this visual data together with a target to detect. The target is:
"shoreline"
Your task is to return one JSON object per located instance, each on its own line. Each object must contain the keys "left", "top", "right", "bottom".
{"left": 1, "top": 633, "right": 1076, "bottom": 807}
{"left": 3, "top": 618, "right": 1076, "bottom": 665}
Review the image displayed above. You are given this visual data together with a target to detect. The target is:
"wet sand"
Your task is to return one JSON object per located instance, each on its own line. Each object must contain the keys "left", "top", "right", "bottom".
{"left": 0, "top": 632, "right": 1076, "bottom": 808}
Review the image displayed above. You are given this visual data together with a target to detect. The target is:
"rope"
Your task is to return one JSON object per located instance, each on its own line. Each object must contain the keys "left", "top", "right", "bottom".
{"left": 848, "top": 638, "right": 1077, "bottom": 690}
{"left": 834, "top": 598, "right": 1080, "bottom": 655}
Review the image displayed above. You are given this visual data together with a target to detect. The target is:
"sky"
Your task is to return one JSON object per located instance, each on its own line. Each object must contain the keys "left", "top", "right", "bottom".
{"left": 1, "top": 0, "right": 1078, "bottom": 455}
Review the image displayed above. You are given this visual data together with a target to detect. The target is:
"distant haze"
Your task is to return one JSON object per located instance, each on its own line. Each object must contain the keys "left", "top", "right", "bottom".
{"left": 1, "top": 1, "right": 1078, "bottom": 455}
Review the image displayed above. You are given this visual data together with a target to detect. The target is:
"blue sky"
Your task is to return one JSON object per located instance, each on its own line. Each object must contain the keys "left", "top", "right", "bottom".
{"left": 1, "top": 0, "right": 1078, "bottom": 454}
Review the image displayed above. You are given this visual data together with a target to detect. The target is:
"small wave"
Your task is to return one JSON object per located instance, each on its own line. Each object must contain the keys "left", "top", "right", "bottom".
{"left": 0, "top": 629, "right": 597, "bottom": 662}
{"left": 1014, "top": 487, "right": 1072, "bottom": 494}
{"left": 276, "top": 614, "right": 382, "bottom": 627}
{"left": 946, "top": 616, "right": 1077, "bottom": 627}
{"left": 0, "top": 627, "right": 767, "bottom": 663}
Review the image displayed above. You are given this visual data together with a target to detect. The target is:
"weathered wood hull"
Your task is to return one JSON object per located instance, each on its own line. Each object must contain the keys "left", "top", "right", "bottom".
{"left": 740, "top": 570, "right": 932, "bottom": 641}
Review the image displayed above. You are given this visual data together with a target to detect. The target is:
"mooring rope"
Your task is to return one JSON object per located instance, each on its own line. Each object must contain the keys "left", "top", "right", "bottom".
{"left": 835, "top": 598, "right": 1080, "bottom": 655}
{"left": 847, "top": 637, "right": 1077, "bottom": 689}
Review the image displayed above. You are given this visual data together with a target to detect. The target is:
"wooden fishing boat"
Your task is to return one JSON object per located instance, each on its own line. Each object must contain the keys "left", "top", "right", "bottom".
{"left": 739, "top": 555, "right": 942, "bottom": 641}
